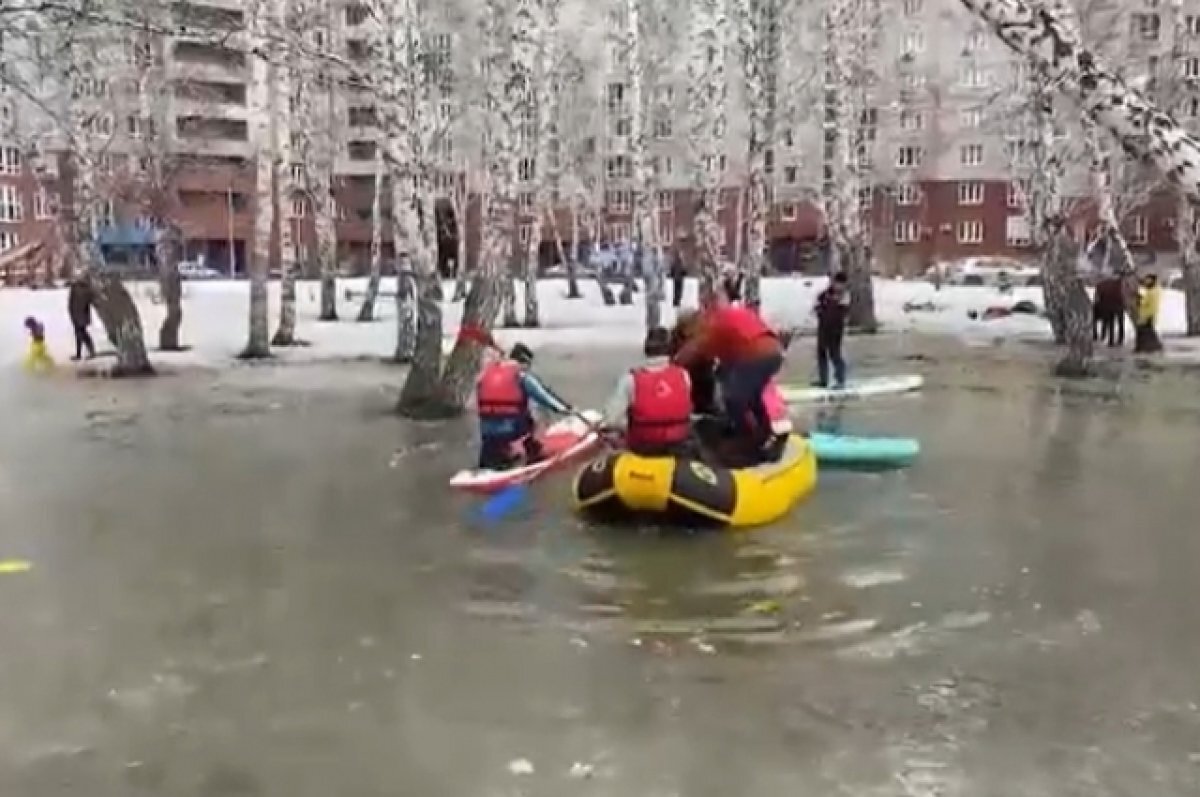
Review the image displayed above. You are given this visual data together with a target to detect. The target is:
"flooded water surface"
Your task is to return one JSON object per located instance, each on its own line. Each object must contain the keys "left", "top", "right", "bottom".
{"left": 2, "top": 343, "right": 1199, "bottom": 796}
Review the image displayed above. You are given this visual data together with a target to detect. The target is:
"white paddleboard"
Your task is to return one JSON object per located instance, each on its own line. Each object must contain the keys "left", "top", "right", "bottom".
{"left": 778, "top": 374, "right": 924, "bottom": 405}
{"left": 449, "top": 410, "right": 602, "bottom": 494}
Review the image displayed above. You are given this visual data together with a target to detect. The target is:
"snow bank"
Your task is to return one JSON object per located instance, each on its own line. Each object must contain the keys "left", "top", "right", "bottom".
{"left": 0, "top": 275, "right": 1193, "bottom": 370}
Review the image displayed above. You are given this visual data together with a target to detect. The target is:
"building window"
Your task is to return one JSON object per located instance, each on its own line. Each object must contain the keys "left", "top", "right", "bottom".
{"left": 1006, "top": 216, "right": 1030, "bottom": 247}
{"left": 958, "top": 181, "right": 985, "bottom": 205}
{"left": 0, "top": 184, "right": 22, "bottom": 221}
{"left": 1184, "top": 57, "right": 1200, "bottom": 79}
{"left": 606, "top": 82, "right": 626, "bottom": 114}
{"left": 605, "top": 155, "right": 631, "bottom": 179}
{"left": 1007, "top": 179, "right": 1028, "bottom": 208}
{"left": 612, "top": 116, "right": 632, "bottom": 138}
{"left": 0, "top": 230, "right": 18, "bottom": 251}
{"left": 517, "top": 223, "right": 532, "bottom": 245}
{"left": 0, "top": 146, "right": 20, "bottom": 175}
{"left": 957, "top": 219, "right": 984, "bottom": 244}
{"left": 1187, "top": 15, "right": 1200, "bottom": 36}
{"left": 609, "top": 221, "right": 631, "bottom": 242}
{"left": 289, "top": 197, "right": 307, "bottom": 218}
{"left": 960, "top": 143, "right": 984, "bottom": 166}
{"left": 656, "top": 190, "right": 672, "bottom": 211}
{"left": 657, "top": 218, "right": 673, "bottom": 245}
{"left": 894, "top": 220, "right": 920, "bottom": 243}
{"left": 896, "top": 145, "right": 923, "bottom": 168}
{"left": 518, "top": 192, "right": 535, "bottom": 213}
{"left": 1129, "top": 215, "right": 1148, "bottom": 244}
{"left": 784, "top": 165, "right": 798, "bottom": 184}
{"left": 606, "top": 189, "right": 631, "bottom": 213}
{"left": 33, "top": 188, "right": 57, "bottom": 219}
{"left": 960, "top": 107, "right": 982, "bottom": 128}
{"left": 895, "top": 182, "right": 921, "bottom": 205}
{"left": 653, "top": 115, "right": 672, "bottom": 138}
{"left": 902, "top": 0, "right": 922, "bottom": 16}
{"left": 517, "top": 157, "right": 536, "bottom": 181}
{"left": 957, "top": 66, "right": 990, "bottom": 88}
{"left": 965, "top": 30, "right": 988, "bottom": 54}
{"left": 899, "top": 110, "right": 924, "bottom": 131}
{"left": 1133, "top": 13, "right": 1161, "bottom": 41}
{"left": 902, "top": 29, "right": 924, "bottom": 55}
{"left": 781, "top": 202, "right": 797, "bottom": 221}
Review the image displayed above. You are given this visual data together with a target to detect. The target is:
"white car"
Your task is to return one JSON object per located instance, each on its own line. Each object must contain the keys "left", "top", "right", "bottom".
{"left": 178, "top": 261, "right": 223, "bottom": 280}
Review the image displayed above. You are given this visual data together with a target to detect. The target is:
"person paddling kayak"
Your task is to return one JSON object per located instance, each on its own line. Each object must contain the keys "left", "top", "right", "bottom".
{"left": 476, "top": 343, "right": 574, "bottom": 471}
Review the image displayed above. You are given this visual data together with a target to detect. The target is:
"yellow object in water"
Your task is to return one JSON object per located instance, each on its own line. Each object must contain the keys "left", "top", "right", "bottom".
{"left": 23, "top": 340, "right": 54, "bottom": 373}
{"left": 0, "top": 559, "right": 32, "bottom": 574}
{"left": 571, "top": 435, "right": 817, "bottom": 530}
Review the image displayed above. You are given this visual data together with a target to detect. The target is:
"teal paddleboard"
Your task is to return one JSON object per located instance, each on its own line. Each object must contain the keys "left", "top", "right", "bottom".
{"left": 808, "top": 432, "right": 920, "bottom": 469}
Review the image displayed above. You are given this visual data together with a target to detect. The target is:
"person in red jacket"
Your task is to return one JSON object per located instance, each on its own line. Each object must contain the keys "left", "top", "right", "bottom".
{"left": 673, "top": 296, "right": 785, "bottom": 460}
{"left": 476, "top": 343, "right": 573, "bottom": 470}
{"left": 601, "top": 327, "right": 695, "bottom": 457}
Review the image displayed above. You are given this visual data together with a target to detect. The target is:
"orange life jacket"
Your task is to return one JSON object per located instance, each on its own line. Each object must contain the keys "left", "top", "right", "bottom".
{"left": 476, "top": 360, "right": 526, "bottom": 418}
{"left": 627, "top": 365, "right": 692, "bottom": 450}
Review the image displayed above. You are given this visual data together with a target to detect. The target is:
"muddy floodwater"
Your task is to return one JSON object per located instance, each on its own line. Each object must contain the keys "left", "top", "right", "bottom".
{"left": 2, "top": 338, "right": 1200, "bottom": 796}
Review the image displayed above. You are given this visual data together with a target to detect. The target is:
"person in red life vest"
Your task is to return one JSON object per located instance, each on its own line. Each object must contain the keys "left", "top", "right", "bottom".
{"left": 601, "top": 327, "right": 696, "bottom": 458}
{"left": 476, "top": 343, "right": 574, "bottom": 471}
{"left": 673, "top": 295, "right": 786, "bottom": 461}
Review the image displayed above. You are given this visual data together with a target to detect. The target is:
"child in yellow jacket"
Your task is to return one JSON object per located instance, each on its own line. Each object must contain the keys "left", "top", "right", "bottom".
{"left": 22, "top": 316, "right": 55, "bottom": 372}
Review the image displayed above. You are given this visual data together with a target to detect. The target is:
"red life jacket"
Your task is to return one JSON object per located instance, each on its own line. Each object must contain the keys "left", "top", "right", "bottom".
{"left": 627, "top": 365, "right": 692, "bottom": 449}
{"left": 476, "top": 360, "right": 526, "bottom": 418}
{"left": 705, "top": 304, "right": 776, "bottom": 362}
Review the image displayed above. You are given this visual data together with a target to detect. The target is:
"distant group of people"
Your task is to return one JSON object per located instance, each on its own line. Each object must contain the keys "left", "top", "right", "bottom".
{"left": 1092, "top": 272, "right": 1162, "bottom": 354}
{"left": 473, "top": 269, "right": 855, "bottom": 472}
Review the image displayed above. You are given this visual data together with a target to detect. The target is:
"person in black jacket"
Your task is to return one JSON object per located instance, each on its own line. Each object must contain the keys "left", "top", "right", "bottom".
{"left": 67, "top": 275, "right": 96, "bottom": 360}
{"left": 813, "top": 272, "right": 850, "bottom": 388}
{"left": 669, "top": 251, "right": 687, "bottom": 308}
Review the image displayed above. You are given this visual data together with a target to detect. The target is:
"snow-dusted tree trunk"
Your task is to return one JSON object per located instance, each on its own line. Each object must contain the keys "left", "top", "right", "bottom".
{"left": 436, "top": 0, "right": 521, "bottom": 408}
{"left": 449, "top": 180, "right": 470, "bottom": 301}
{"left": 272, "top": 1, "right": 300, "bottom": 347}
{"left": 733, "top": 0, "right": 780, "bottom": 309}
{"left": 243, "top": 4, "right": 274, "bottom": 358}
{"left": 315, "top": 13, "right": 340, "bottom": 322}
{"left": 357, "top": 150, "right": 386, "bottom": 321}
{"left": 564, "top": 203, "right": 583, "bottom": 298}
{"left": 685, "top": 0, "right": 729, "bottom": 306}
{"left": 518, "top": 0, "right": 558, "bottom": 328}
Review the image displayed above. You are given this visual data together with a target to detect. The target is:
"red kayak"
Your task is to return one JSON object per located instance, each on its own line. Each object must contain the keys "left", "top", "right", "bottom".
{"left": 449, "top": 411, "right": 603, "bottom": 494}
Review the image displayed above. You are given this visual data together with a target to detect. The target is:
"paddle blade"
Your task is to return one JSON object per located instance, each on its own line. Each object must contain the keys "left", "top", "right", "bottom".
{"left": 476, "top": 482, "right": 530, "bottom": 522}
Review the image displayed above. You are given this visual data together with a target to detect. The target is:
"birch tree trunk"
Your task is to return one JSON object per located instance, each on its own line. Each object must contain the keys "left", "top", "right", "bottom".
{"left": 155, "top": 229, "right": 184, "bottom": 350}
{"left": 272, "top": 8, "right": 299, "bottom": 347}
{"left": 242, "top": 5, "right": 273, "bottom": 358}
{"left": 392, "top": 196, "right": 417, "bottom": 362}
{"left": 565, "top": 204, "right": 583, "bottom": 298}
{"left": 450, "top": 185, "right": 470, "bottom": 302}
{"left": 357, "top": 151, "right": 386, "bottom": 321}
{"left": 686, "top": 0, "right": 729, "bottom": 307}
{"left": 315, "top": 30, "right": 340, "bottom": 323}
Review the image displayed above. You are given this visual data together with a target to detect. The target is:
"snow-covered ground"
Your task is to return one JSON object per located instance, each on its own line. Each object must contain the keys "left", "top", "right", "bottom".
{"left": 1, "top": 275, "right": 1195, "bottom": 370}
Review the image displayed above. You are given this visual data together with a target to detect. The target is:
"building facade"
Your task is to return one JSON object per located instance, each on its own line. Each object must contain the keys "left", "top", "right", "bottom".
{"left": 2, "top": 0, "right": 1199, "bottom": 281}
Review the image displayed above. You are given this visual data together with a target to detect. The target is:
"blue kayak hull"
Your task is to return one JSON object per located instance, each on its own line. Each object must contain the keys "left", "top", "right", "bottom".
{"left": 808, "top": 432, "right": 920, "bottom": 469}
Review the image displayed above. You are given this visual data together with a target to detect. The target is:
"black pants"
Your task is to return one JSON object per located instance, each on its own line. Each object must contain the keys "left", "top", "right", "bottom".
{"left": 687, "top": 360, "right": 720, "bottom": 416}
{"left": 1096, "top": 310, "right": 1124, "bottom": 347}
{"left": 478, "top": 415, "right": 542, "bottom": 470}
{"left": 1134, "top": 322, "right": 1162, "bottom": 354}
{"left": 816, "top": 326, "right": 846, "bottom": 386}
{"left": 671, "top": 274, "right": 685, "bottom": 307}
{"left": 73, "top": 324, "right": 95, "bottom": 359}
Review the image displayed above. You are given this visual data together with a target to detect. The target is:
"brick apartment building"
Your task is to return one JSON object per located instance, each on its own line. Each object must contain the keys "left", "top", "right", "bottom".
{"left": 2, "top": 0, "right": 1198, "bottom": 284}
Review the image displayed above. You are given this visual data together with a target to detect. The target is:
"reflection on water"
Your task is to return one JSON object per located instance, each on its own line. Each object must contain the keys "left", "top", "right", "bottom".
{"left": 3, "top": 353, "right": 1200, "bottom": 795}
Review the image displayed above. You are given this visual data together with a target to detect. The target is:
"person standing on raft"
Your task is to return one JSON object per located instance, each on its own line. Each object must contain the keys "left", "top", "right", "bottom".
{"left": 601, "top": 327, "right": 696, "bottom": 458}
{"left": 475, "top": 343, "right": 574, "bottom": 471}
{"left": 813, "top": 272, "right": 850, "bottom": 388}
{"left": 673, "top": 294, "right": 786, "bottom": 462}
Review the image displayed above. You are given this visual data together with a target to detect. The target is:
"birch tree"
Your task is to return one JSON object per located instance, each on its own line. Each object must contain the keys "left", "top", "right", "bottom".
{"left": 356, "top": 148, "right": 387, "bottom": 320}
{"left": 243, "top": 0, "right": 275, "bottom": 358}
{"left": 270, "top": 0, "right": 300, "bottom": 347}
{"left": 685, "top": 0, "right": 729, "bottom": 306}
{"left": 308, "top": 2, "right": 341, "bottom": 323}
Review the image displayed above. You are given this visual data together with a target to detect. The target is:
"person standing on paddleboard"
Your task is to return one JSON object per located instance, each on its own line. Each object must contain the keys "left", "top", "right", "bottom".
{"left": 476, "top": 343, "right": 574, "bottom": 471}
{"left": 814, "top": 272, "right": 850, "bottom": 389}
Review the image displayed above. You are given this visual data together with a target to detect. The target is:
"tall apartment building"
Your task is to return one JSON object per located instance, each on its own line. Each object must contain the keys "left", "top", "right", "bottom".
{"left": 3, "top": 0, "right": 1199, "bottom": 280}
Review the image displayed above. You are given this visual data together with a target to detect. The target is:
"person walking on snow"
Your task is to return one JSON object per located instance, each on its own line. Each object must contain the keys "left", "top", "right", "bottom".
{"left": 1134, "top": 273, "right": 1163, "bottom": 354}
{"left": 601, "top": 327, "right": 696, "bottom": 458}
{"left": 67, "top": 275, "right": 96, "bottom": 360}
{"left": 475, "top": 343, "right": 574, "bottom": 471}
{"left": 814, "top": 272, "right": 850, "bottom": 388}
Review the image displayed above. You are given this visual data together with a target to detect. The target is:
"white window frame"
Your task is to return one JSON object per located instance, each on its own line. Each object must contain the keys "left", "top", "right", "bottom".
{"left": 959, "top": 107, "right": 983, "bottom": 128}
{"left": 902, "top": 29, "right": 925, "bottom": 55}
{"left": 609, "top": 221, "right": 631, "bottom": 243}
{"left": 289, "top": 197, "right": 307, "bottom": 218}
{"left": 517, "top": 157, "right": 536, "bottom": 182}
{"left": 518, "top": 222, "right": 532, "bottom": 245}
{"left": 0, "top": 184, "right": 23, "bottom": 221}
{"left": 899, "top": 110, "right": 925, "bottom": 131}
{"left": 1129, "top": 215, "right": 1148, "bottom": 244}
{"left": 894, "top": 220, "right": 919, "bottom": 243}
{"left": 1007, "top": 179, "right": 1028, "bottom": 208}
{"left": 896, "top": 182, "right": 921, "bottom": 206}
{"left": 657, "top": 218, "right": 673, "bottom": 245}
{"left": 33, "top": 187, "right": 56, "bottom": 219}
{"left": 606, "top": 189, "right": 631, "bottom": 213}
{"left": 895, "top": 145, "right": 923, "bottom": 168}
{"left": 656, "top": 190, "right": 672, "bottom": 211}
{"left": 780, "top": 202, "right": 797, "bottom": 221}
{"left": 1184, "top": 57, "right": 1200, "bottom": 79}
{"left": 1, "top": 147, "right": 21, "bottom": 176}
{"left": 958, "top": 181, "right": 984, "bottom": 206}
{"left": 960, "top": 143, "right": 984, "bottom": 167}
{"left": 957, "top": 219, "right": 984, "bottom": 244}
{"left": 518, "top": 192, "right": 535, "bottom": 213}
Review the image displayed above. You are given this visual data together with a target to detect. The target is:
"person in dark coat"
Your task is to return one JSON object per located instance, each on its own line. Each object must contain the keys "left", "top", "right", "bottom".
{"left": 67, "top": 275, "right": 96, "bottom": 360}
{"left": 1092, "top": 275, "right": 1125, "bottom": 348}
{"left": 813, "top": 272, "right": 850, "bottom": 388}
{"left": 669, "top": 251, "right": 687, "bottom": 308}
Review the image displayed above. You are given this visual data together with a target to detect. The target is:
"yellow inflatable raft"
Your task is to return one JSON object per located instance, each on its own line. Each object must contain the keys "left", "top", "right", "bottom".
{"left": 571, "top": 435, "right": 817, "bottom": 530}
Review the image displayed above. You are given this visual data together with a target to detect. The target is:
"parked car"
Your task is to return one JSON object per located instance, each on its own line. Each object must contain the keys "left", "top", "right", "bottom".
{"left": 178, "top": 260, "right": 223, "bottom": 280}
{"left": 927, "top": 257, "right": 1040, "bottom": 287}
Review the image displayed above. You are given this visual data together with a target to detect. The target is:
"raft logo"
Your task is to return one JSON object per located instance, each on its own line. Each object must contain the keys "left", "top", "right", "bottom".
{"left": 690, "top": 461, "right": 717, "bottom": 485}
